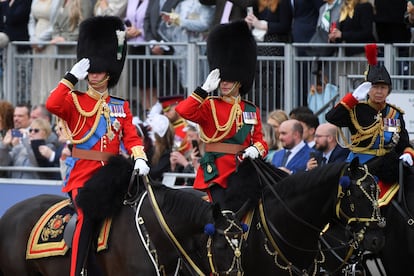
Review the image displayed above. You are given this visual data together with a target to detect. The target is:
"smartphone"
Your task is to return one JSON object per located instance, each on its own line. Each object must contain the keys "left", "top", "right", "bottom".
{"left": 191, "top": 140, "right": 201, "bottom": 157}
{"left": 247, "top": 6, "right": 253, "bottom": 15}
{"left": 309, "top": 152, "right": 318, "bottom": 164}
{"left": 11, "top": 128, "right": 22, "bottom": 138}
{"left": 330, "top": 22, "right": 337, "bottom": 33}
{"left": 124, "top": 19, "right": 132, "bottom": 27}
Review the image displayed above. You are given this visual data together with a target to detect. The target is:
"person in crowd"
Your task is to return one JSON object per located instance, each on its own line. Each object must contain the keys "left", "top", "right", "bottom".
{"left": 159, "top": 95, "right": 190, "bottom": 154}
{"left": 125, "top": 0, "right": 157, "bottom": 113}
{"left": 13, "top": 103, "right": 31, "bottom": 134}
{"left": 143, "top": 0, "right": 185, "bottom": 95}
{"left": 175, "top": 21, "right": 268, "bottom": 204}
{"left": 289, "top": 105, "right": 314, "bottom": 119}
{"left": 200, "top": 0, "right": 255, "bottom": 27}
{"left": 45, "top": 16, "right": 150, "bottom": 276}
{"left": 0, "top": 100, "right": 14, "bottom": 176}
{"left": 145, "top": 113, "right": 175, "bottom": 182}
{"left": 244, "top": 0, "right": 292, "bottom": 110}
{"left": 30, "top": 104, "right": 59, "bottom": 147}
{"left": 3, "top": 118, "right": 56, "bottom": 179}
{"left": 306, "top": 122, "right": 349, "bottom": 170}
{"left": 406, "top": 0, "right": 414, "bottom": 26}
{"left": 1, "top": 0, "right": 33, "bottom": 103}
{"left": 28, "top": 0, "right": 60, "bottom": 105}
{"left": 326, "top": 44, "right": 414, "bottom": 167}
{"left": 328, "top": 0, "right": 375, "bottom": 77}
{"left": 271, "top": 119, "right": 312, "bottom": 174}
{"left": 158, "top": 0, "right": 214, "bottom": 91}
{"left": 294, "top": 112, "right": 319, "bottom": 148}
{"left": 262, "top": 122, "right": 278, "bottom": 163}
{"left": 50, "top": 117, "right": 73, "bottom": 180}
{"left": 266, "top": 109, "right": 288, "bottom": 150}
{"left": 94, "top": 0, "right": 127, "bottom": 17}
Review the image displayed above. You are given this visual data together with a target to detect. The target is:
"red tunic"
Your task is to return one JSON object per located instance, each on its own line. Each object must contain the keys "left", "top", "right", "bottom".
{"left": 46, "top": 79, "right": 144, "bottom": 193}
{"left": 175, "top": 88, "right": 268, "bottom": 190}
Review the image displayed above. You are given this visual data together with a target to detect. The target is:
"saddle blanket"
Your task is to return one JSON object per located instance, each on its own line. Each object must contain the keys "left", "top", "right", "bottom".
{"left": 378, "top": 181, "right": 399, "bottom": 207}
{"left": 26, "top": 199, "right": 112, "bottom": 259}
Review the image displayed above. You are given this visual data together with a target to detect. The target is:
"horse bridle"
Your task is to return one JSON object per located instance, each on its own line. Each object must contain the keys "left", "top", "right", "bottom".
{"left": 249, "top": 160, "right": 384, "bottom": 276}
{"left": 142, "top": 176, "right": 244, "bottom": 276}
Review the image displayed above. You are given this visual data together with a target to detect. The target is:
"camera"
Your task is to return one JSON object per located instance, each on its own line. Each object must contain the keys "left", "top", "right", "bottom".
{"left": 124, "top": 19, "right": 132, "bottom": 27}
{"left": 11, "top": 129, "right": 22, "bottom": 138}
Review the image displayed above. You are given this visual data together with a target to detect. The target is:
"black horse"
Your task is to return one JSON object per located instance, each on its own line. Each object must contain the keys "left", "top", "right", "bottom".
{"left": 225, "top": 157, "right": 384, "bottom": 276}
{"left": 319, "top": 150, "right": 414, "bottom": 275}
{"left": 0, "top": 156, "right": 245, "bottom": 276}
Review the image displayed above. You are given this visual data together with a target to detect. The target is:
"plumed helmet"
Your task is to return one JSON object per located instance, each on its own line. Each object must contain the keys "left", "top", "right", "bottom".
{"left": 207, "top": 20, "right": 257, "bottom": 96}
{"left": 77, "top": 16, "right": 127, "bottom": 88}
{"left": 364, "top": 44, "right": 392, "bottom": 87}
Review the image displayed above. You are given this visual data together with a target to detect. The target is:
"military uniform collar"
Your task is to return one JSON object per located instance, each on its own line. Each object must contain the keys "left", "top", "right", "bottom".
{"left": 87, "top": 86, "right": 109, "bottom": 100}
{"left": 221, "top": 95, "right": 241, "bottom": 104}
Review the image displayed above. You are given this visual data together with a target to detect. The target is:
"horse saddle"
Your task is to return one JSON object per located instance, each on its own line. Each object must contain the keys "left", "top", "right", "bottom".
{"left": 26, "top": 199, "right": 112, "bottom": 260}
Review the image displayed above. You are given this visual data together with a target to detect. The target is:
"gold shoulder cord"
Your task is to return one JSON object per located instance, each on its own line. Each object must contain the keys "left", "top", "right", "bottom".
{"left": 62, "top": 92, "right": 106, "bottom": 145}
{"left": 338, "top": 108, "right": 384, "bottom": 153}
{"left": 199, "top": 98, "right": 243, "bottom": 143}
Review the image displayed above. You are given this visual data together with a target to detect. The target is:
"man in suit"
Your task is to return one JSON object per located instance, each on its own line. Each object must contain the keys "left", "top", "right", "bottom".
{"left": 200, "top": 0, "right": 255, "bottom": 28}
{"left": 306, "top": 122, "right": 350, "bottom": 171}
{"left": 271, "top": 119, "right": 312, "bottom": 174}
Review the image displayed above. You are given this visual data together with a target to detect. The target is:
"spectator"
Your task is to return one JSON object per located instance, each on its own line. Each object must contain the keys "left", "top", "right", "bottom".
{"left": 145, "top": 113, "right": 175, "bottom": 182}
{"left": 271, "top": 119, "right": 313, "bottom": 174}
{"left": 200, "top": 0, "right": 255, "bottom": 27}
{"left": 294, "top": 112, "right": 319, "bottom": 148}
{"left": 53, "top": 117, "right": 73, "bottom": 180}
{"left": 30, "top": 104, "right": 59, "bottom": 148}
{"left": 158, "top": 0, "right": 214, "bottom": 90}
{"left": 306, "top": 122, "right": 349, "bottom": 170}
{"left": 144, "top": 0, "right": 185, "bottom": 96}
{"left": 0, "top": 100, "right": 14, "bottom": 176}
{"left": 4, "top": 118, "right": 56, "bottom": 179}
{"left": 125, "top": 0, "right": 157, "bottom": 113}
{"left": 1, "top": 0, "right": 33, "bottom": 103}
{"left": 245, "top": 0, "right": 292, "bottom": 110}
{"left": 289, "top": 105, "right": 313, "bottom": 119}
{"left": 28, "top": 0, "right": 60, "bottom": 106}
{"left": 13, "top": 103, "right": 31, "bottom": 134}
{"left": 262, "top": 122, "right": 278, "bottom": 163}
{"left": 266, "top": 109, "right": 288, "bottom": 150}
{"left": 184, "top": 123, "right": 204, "bottom": 172}
{"left": 328, "top": 0, "right": 375, "bottom": 77}
{"left": 94, "top": 0, "right": 127, "bottom": 17}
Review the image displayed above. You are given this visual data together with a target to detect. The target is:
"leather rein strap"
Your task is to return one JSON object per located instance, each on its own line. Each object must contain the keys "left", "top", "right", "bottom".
{"left": 141, "top": 176, "right": 207, "bottom": 276}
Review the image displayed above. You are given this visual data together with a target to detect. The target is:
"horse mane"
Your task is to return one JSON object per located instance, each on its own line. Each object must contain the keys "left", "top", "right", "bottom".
{"left": 275, "top": 162, "right": 346, "bottom": 198}
{"left": 150, "top": 183, "right": 215, "bottom": 226}
{"left": 76, "top": 155, "right": 134, "bottom": 220}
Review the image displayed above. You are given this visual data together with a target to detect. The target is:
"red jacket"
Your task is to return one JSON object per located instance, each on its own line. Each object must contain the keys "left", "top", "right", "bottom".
{"left": 175, "top": 88, "right": 268, "bottom": 190}
{"left": 46, "top": 77, "right": 144, "bottom": 193}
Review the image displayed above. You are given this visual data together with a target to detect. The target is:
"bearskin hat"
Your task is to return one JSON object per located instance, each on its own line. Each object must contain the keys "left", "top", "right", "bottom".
{"left": 77, "top": 16, "right": 127, "bottom": 88}
{"left": 365, "top": 44, "right": 392, "bottom": 87}
{"left": 207, "top": 20, "right": 257, "bottom": 96}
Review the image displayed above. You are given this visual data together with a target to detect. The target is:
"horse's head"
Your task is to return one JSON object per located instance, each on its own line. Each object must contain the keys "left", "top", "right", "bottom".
{"left": 202, "top": 205, "right": 246, "bottom": 276}
{"left": 335, "top": 157, "right": 385, "bottom": 253}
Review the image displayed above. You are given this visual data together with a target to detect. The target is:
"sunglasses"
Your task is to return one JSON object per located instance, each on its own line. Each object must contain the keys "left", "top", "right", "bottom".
{"left": 29, "top": 128, "right": 41, "bottom": 133}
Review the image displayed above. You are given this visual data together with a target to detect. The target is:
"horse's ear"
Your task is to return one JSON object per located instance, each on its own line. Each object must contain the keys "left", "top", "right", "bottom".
{"left": 350, "top": 157, "right": 360, "bottom": 171}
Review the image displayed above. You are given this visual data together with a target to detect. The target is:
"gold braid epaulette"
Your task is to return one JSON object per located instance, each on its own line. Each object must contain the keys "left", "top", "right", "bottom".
{"left": 340, "top": 108, "right": 384, "bottom": 153}
{"left": 199, "top": 97, "right": 243, "bottom": 143}
{"left": 63, "top": 92, "right": 105, "bottom": 145}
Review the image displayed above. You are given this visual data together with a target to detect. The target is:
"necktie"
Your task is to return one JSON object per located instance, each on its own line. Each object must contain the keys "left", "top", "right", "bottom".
{"left": 220, "top": 1, "right": 233, "bottom": 24}
{"left": 321, "top": 157, "right": 327, "bottom": 166}
{"left": 281, "top": 150, "right": 291, "bottom": 167}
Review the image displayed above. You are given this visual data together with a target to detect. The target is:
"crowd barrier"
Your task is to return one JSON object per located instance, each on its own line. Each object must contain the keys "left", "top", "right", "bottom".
{"left": 2, "top": 42, "right": 414, "bottom": 120}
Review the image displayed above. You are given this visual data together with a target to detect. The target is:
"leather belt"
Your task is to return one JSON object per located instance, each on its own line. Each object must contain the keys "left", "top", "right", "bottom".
{"left": 72, "top": 147, "right": 115, "bottom": 161}
{"left": 204, "top": 143, "right": 245, "bottom": 155}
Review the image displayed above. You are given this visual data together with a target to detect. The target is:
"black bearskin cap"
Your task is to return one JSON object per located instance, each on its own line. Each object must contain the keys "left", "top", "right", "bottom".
{"left": 77, "top": 16, "right": 127, "bottom": 88}
{"left": 207, "top": 20, "right": 257, "bottom": 96}
{"left": 367, "top": 65, "right": 392, "bottom": 87}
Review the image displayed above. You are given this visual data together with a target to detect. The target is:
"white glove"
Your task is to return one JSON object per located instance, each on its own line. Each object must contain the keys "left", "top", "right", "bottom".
{"left": 242, "top": 146, "right": 259, "bottom": 159}
{"left": 352, "top": 81, "right": 371, "bottom": 101}
{"left": 70, "top": 58, "right": 90, "bottom": 80}
{"left": 134, "top": 158, "right": 150, "bottom": 176}
{"left": 201, "top": 69, "right": 221, "bottom": 93}
{"left": 399, "top": 153, "right": 413, "bottom": 166}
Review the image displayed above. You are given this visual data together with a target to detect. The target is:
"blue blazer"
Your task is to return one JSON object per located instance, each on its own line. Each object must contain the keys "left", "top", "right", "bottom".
{"left": 272, "top": 144, "right": 312, "bottom": 174}
{"left": 312, "top": 145, "right": 350, "bottom": 165}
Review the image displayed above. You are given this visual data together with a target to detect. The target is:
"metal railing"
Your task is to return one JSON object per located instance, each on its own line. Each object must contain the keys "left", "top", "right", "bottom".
{"left": 2, "top": 41, "right": 414, "bottom": 120}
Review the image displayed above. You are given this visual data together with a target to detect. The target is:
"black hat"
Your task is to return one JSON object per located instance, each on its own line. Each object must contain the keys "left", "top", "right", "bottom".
{"left": 207, "top": 20, "right": 257, "bottom": 96}
{"left": 77, "top": 16, "right": 127, "bottom": 88}
{"left": 365, "top": 44, "right": 392, "bottom": 87}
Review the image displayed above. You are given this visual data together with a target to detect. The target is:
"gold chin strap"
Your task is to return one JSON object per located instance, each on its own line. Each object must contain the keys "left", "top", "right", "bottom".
{"left": 89, "top": 75, "right": 110, "bottom": 89}
{"left": 219, "top": 82, "right": 240, "bottom": 97}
